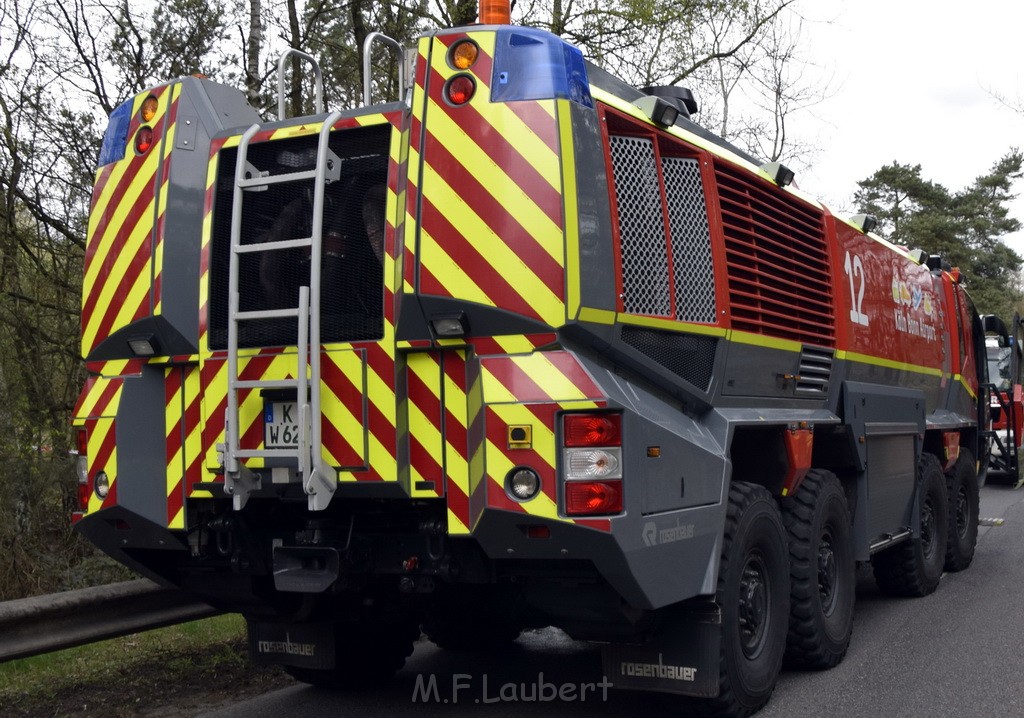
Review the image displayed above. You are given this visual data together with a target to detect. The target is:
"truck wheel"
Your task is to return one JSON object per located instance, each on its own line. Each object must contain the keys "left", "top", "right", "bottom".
{"left": 944, "top": 450, "right": 979, "bottom": 572}
{"left": 692, "top": 482, "right": 789, "bottom": 717}
{"left": 872, "top": 454, "right": 948, "bottom": 597}
{"left": 284, "top": 618, "right": 419, "bottom": 689}
{"left": 780, "top": 469, "right": 854, "bottom": 669}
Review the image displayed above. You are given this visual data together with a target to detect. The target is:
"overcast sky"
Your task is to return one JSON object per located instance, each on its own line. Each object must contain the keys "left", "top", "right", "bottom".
{"left": 788, "top": 0, "right": 1024, "bottom": 255}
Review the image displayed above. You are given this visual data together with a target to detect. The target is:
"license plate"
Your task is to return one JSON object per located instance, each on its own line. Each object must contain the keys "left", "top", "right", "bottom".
{"left": 264, "top": 401, "right": 299, "bottom": 448}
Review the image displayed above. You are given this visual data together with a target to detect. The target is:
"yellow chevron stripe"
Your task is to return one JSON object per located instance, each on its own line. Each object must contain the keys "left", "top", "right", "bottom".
{"left": 407, "top": 354, "right": 443, "bottom": 497}
{"left": 446, "top": 508, "right": 469, "bottom": 534}
{"left": 165, "top": 368, "right": 184, "bottom": 528}
{"left": 481, "top": 354, "right": 596, "bottom": 404}
{"left": 321, "top": 350, "right": 367, "bottom": 468}
{"left": 76, "top": 380, "right": 124, "bottom": 419}
{"left": 424, "top": 96, "right": 562, "bottom": 261}
{"left": 419, "top": 165, "right": 562, "bottom": 325}
{"left": 491, "top": 335, "right": 549, "bottom": 355}
{"left": 87, "top": 418, "right": 116, "bottom": 515}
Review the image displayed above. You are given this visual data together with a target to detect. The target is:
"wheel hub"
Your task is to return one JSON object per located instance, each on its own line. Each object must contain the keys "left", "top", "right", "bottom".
{"left": 738, "top": 555, "right": 770, "bottom": 658}
{"left": 955, "top": 485, "right": 969, "bottom": 540}
{"left": 818, "top": 531, "right": 837, "bottom": 613}
{"left": 921, "top": 497, "right": 936, "bottom": 560}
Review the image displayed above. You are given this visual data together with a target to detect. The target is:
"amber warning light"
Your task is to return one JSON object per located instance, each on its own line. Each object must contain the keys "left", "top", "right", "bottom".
{"left": 479, "top": 0, "right": 511, "bottom": 24}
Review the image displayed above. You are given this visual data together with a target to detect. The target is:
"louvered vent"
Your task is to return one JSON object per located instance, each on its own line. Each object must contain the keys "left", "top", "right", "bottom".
{"left": 715, "top": 161, "right": 835, "bottom": 345}
{"left": 796, "top": 345, "right": 833, "bottom": 396}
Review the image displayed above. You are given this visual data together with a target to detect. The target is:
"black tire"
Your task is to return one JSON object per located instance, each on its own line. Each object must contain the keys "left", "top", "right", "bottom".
{"left": 284, "top": 618, "right": 419, "bottom": 689}
{"left": 423, "top": 612, "right": 523, "bottom": 651}
{"left": 690, "top": 482, "right": 789, "bottom": 718}
{"left": 944, "top": 450, "right": 979, "bottom": 572}
{"left": 780, "top": 469, "right": 855, "bottom": 669}
{"left": 872, "top": 453, "right": 948, "bottom": 597}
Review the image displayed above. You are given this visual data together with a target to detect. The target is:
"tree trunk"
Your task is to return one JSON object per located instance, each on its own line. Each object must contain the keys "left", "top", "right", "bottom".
{"left": 246, "top": 0, "right": 262, "bottom": 108}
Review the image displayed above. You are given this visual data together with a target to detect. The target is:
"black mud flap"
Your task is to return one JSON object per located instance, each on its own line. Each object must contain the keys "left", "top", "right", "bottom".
{"left": 602, "top": 603, "right": 721, "bottom": 698}
{"left": 248, "top": 620, "right": 337, "bottom": 669}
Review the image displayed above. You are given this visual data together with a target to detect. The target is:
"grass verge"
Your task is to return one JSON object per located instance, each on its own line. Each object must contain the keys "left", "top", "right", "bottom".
{"left": 0, "top": 613, "right": 285, "bottom": 717}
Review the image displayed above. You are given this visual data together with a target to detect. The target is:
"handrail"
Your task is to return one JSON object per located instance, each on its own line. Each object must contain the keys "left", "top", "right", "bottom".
{"left": 278, "top": 49, "right": 325, "bottom": 120}
{"left": 362, "top": 32, "right": 407, "bottom": 106}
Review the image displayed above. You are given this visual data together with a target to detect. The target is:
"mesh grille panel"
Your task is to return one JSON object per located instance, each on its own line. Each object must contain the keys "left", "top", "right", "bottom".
{"left": 621, "top": 326, "right": 717, "bottom": 391}
{"left": 715, "top": 160, "right": 835, "bottom": 345}
{"left": 209, "top": 124, "right": 390, "bottom": 349}
{"left": 662, "top": 157, "right": 715, "bottom": 324}
{"left": 608, "top": 135, "right": 671, "bottom": 317}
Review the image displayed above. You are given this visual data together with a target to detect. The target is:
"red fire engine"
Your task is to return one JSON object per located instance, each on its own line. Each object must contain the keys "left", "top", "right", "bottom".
{"left": 72, "top": 3, "right": 995, "bottom": 715}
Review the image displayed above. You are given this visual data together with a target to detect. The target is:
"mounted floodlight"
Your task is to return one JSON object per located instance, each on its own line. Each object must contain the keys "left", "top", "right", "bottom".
{"left": 760, "top": 162, "right": 794, "bottom": 187}
{"left": 850, "top": 214, "right": 878, "bottom": 234}
{"left": 632, "top": 95, "right": 678, "bottom": 128}
{"left": 926, "top": 254, "right": 943, "bottom": 271}
{"left": 127, "top": 334, "right": 158, "bottom": 357}
{"left": 907, "top": 248, "right": 928, "bottom": 265}
{"left": 430, "top": 312, "right": 469, "bottom": 338}
{"left": 641, "top": 86, "right": 698, "bottom": 119}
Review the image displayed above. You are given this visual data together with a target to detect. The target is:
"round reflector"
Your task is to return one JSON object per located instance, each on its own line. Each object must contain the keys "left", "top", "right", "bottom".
{"left": 450, "top": 40, "right": 479, "bottom": 70}
{"left": 445, "top": 75, "right": 475, "bottom": 105}
{"left": 135, "top": 126, "right": 154, "bottom": 154}
{"left": 94, "top": 471, "right": 109, "bottom": 499}
{"left": 140, "top": 95, "right": 158, "bottom": 122}
{"left": 506, "top": 467, "right": 540, "bottom": 501}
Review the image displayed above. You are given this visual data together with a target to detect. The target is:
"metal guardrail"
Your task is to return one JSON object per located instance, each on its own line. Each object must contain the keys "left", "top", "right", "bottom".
{"left": 0, "top": 579, "right": 220, "bottom": 663}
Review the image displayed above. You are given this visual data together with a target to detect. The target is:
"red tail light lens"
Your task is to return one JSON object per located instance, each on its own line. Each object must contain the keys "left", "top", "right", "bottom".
{"left": 76, "top": 428, "right": 88, "bottom": 456}
{"left": 565, "top": 480, "right": 623, "bottom": 516}
{"left": 445, "top": 75, "right": 475, "bottom": 105}
{"left": 564, "top": 413, "right": 621, "bottom": 447}
{"left": 135, "top": 126, "right": 154, "bottom": 154}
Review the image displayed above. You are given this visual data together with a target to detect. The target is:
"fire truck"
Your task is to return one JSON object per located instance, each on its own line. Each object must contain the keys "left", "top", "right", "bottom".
{"left": 72, "top": 3, "right": 994, "bottom": 715}
{"left": 986, "top": 313, "right": 1023, "bottom": 484}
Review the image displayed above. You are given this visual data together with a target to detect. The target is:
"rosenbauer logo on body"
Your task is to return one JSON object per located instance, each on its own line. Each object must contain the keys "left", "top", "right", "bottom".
{"left": 618, "top": 653, "right": 698, "bottom": 682}
{"left": 256, "top": 633, "right": 317, "bottom": 657}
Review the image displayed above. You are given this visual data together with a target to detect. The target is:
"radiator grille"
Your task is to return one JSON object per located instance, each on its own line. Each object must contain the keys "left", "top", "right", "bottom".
{"left": 662, "top": 157, "right": 716, "bottom": 323}
{"left": 209, "top": 124, "right": 390, "bottom": 349}
{"left": 608, "top": 135, "right": 671, "bottom": 317}
{"left": 715, "top": 161, "right": 835, "bottom": 345}
{"left": 621, "top": 326, "right": 717, "bottom": 391}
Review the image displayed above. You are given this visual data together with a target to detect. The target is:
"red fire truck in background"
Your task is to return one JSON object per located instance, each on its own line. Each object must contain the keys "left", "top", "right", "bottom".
{"left": 986, "top": 313, "right": 1023, "bottom": 485}
{"left": 71, "top": 2, "right": 999, "bottom": 715}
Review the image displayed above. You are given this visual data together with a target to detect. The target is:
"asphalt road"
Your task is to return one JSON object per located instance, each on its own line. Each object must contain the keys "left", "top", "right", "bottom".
{"left": 206, "top": 482, "right": 1024, "bottom": 718}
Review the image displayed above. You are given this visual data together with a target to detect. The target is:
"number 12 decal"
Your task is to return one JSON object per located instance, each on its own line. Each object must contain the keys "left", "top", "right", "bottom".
{"left": 844, "top": 251, "right": 870, "bottom": 326}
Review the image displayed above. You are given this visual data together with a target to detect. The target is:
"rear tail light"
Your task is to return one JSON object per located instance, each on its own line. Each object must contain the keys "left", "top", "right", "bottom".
{"left": 562, "top": 412, "right": 624, "bottom": 516}
{"left": 134, "top": 126, "right": 154, "bottom": 154}
{"left": 445, "top": 75, "right": 476, "bottom": 105}
{"left": 564, "top": 413, "right": 621, "bottom": 447}
{"left": 565, "top": 480, "right": 623, "bottom": 516}
{"left": 74, "top": 428, "right": 93, "bottom": 512}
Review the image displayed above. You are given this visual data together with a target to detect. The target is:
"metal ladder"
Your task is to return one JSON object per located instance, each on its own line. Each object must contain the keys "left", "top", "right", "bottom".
{"left": 221, "top": 50, "right": 342, "bottom": 511}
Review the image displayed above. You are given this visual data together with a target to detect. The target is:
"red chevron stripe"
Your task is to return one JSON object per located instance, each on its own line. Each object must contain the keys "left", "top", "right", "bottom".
{"left": 425, "top": 72, "right": 563, "bottom": 229}
{"left": 82, "top": 169, "right": 157, "bottom": 337}
{"left": 410, "top": 434, "right": 442, "bottom": 483}
{"left": 421, "top": 130, "right": 563, "bottom": 295}
{"left": 319, "top": 355, "right": 365, "bottom": 467}
{"left": 506, "top": 101, "right": 559, "bottom": 154}
{"left": 417, "top": 197, "right": 546, "bottom": 323}
{"left": 481, "top": 352, "right": 602, "bottom": 403}
{"left": 166, "top": 478, "right": 183, "bottom": 525}
{"left": 446, "top": 475, "right": 470, "bottom": 526}
{"left": 101, "top": 479, "right": 118, "bottom": 510}
{"left": 93, "top": 421, "right": 117, "bottom": 476}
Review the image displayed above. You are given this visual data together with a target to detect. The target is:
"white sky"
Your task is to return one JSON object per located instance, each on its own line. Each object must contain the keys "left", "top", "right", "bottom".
{"left": 789, "top": 0, "right": 1024, "bottom": 255}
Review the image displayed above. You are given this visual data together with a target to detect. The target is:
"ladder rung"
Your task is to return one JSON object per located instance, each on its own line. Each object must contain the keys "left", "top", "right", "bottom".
{"left": 235, "top": 449, "right": 299, "bottom": 459}
{"left": 238, "top": 169, "right": 318, "bottom": 188}
{"left": 236, "top": 308, "right": 301, "bottom": 321}
{"left": 233, "top": 379, "right": 299, "bottom": 390}
{"left": 236, "top": 237, "right": 313, "bottom": 254}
